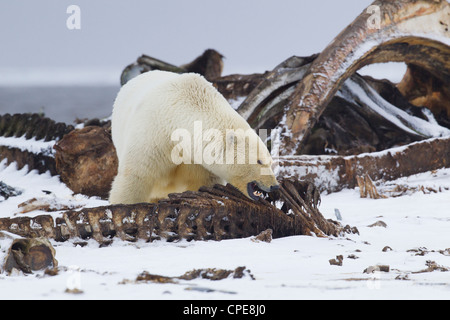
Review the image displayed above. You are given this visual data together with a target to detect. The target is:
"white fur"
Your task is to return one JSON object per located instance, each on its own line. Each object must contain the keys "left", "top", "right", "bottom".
{"left": 109, "top": 70, "right": 277, "bottom": 204}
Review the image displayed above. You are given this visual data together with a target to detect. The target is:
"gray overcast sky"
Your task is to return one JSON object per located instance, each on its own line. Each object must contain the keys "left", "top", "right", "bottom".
{"left": 0, "top": 0, "right": 373, "bottom": 76}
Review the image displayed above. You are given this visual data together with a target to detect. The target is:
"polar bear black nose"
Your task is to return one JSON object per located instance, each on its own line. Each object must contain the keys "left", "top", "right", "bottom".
{"left": 270, "top": 185, "right": 280, "bottom": 192}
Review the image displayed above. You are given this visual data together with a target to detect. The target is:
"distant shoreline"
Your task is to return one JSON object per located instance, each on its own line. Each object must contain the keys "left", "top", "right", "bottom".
{"left": 0, "top": 85, "right": 119, "bottom": 124}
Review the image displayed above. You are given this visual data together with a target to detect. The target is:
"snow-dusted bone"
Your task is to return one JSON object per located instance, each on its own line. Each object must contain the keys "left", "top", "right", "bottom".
{"left": 120, "top": 49, "right": 224, "bottom": 85}
{"left": 279, "top": 0, "right": 450, "bottom": 155}
{"left": 54, "top": 126, "right": 118, "bottom": 199}
{"left": 337, "top": 76, "right": 450, "bottom": 138}
{"left": 0, "top": 181, "right": 357, "bottom": 245}
{"left": 0, "top": 113, "right": 74, "bottom": 175}
{"left": 275, "top": 136, "right": 450, "bottom": 193}
{"left": 236, "top": 55, "right": 317, "bottom": 125}
{"left": 0, "top": 231, "right": 57, "bottom": 274}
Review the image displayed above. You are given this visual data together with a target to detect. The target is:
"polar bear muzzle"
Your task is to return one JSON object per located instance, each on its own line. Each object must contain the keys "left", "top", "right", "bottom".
{"left": 247, "top": 181, "right": 280, "bottom": 201}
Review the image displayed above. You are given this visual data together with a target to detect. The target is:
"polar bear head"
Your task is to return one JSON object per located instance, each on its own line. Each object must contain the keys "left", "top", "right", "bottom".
{"left": 200, "top": 128, "right": 279, "bottom": 201}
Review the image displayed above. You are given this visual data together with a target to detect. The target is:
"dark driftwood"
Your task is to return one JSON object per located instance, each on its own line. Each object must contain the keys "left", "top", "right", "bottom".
{"left": 0, "top": 180, "right": 357, "bottom": 245}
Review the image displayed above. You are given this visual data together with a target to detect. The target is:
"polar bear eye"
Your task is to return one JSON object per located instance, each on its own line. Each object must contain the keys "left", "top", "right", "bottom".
{"left": 257, "top": 160, "right": 263, "bottom": 165}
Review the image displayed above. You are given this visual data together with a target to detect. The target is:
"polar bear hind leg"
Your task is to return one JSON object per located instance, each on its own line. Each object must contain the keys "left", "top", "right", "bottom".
{"left": 144, "top": 164, "right": 224, "bottom": 202}
{"left": 173, "top": 164, "right": 225, "bottom": 193}
{"left": 109, "top": 163, "right": 224, "bottom": 204}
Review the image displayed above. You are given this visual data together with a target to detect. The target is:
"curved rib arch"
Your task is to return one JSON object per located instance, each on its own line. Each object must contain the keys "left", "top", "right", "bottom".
{"left": 280, "top": 0, "right": 450, "bottom": 155}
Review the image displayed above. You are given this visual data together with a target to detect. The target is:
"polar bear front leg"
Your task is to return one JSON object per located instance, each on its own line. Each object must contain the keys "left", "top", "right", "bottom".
{"left": 109, "top": 169, "right": 154, "bottom": 204}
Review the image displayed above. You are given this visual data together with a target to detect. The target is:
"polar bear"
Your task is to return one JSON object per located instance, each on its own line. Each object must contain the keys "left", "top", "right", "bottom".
{"left": 109, "top": 70, "right": 279, "bottom": 204}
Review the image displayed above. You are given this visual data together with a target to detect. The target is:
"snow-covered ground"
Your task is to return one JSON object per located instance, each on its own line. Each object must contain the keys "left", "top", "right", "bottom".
{"left": 0, "top": 158, "right": 449, "bottom": 300}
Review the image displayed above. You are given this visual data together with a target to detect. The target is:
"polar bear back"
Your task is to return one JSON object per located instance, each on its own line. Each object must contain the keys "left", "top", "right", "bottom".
{"left": 111, "top": 70, "right": 251, "bottom": 162}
